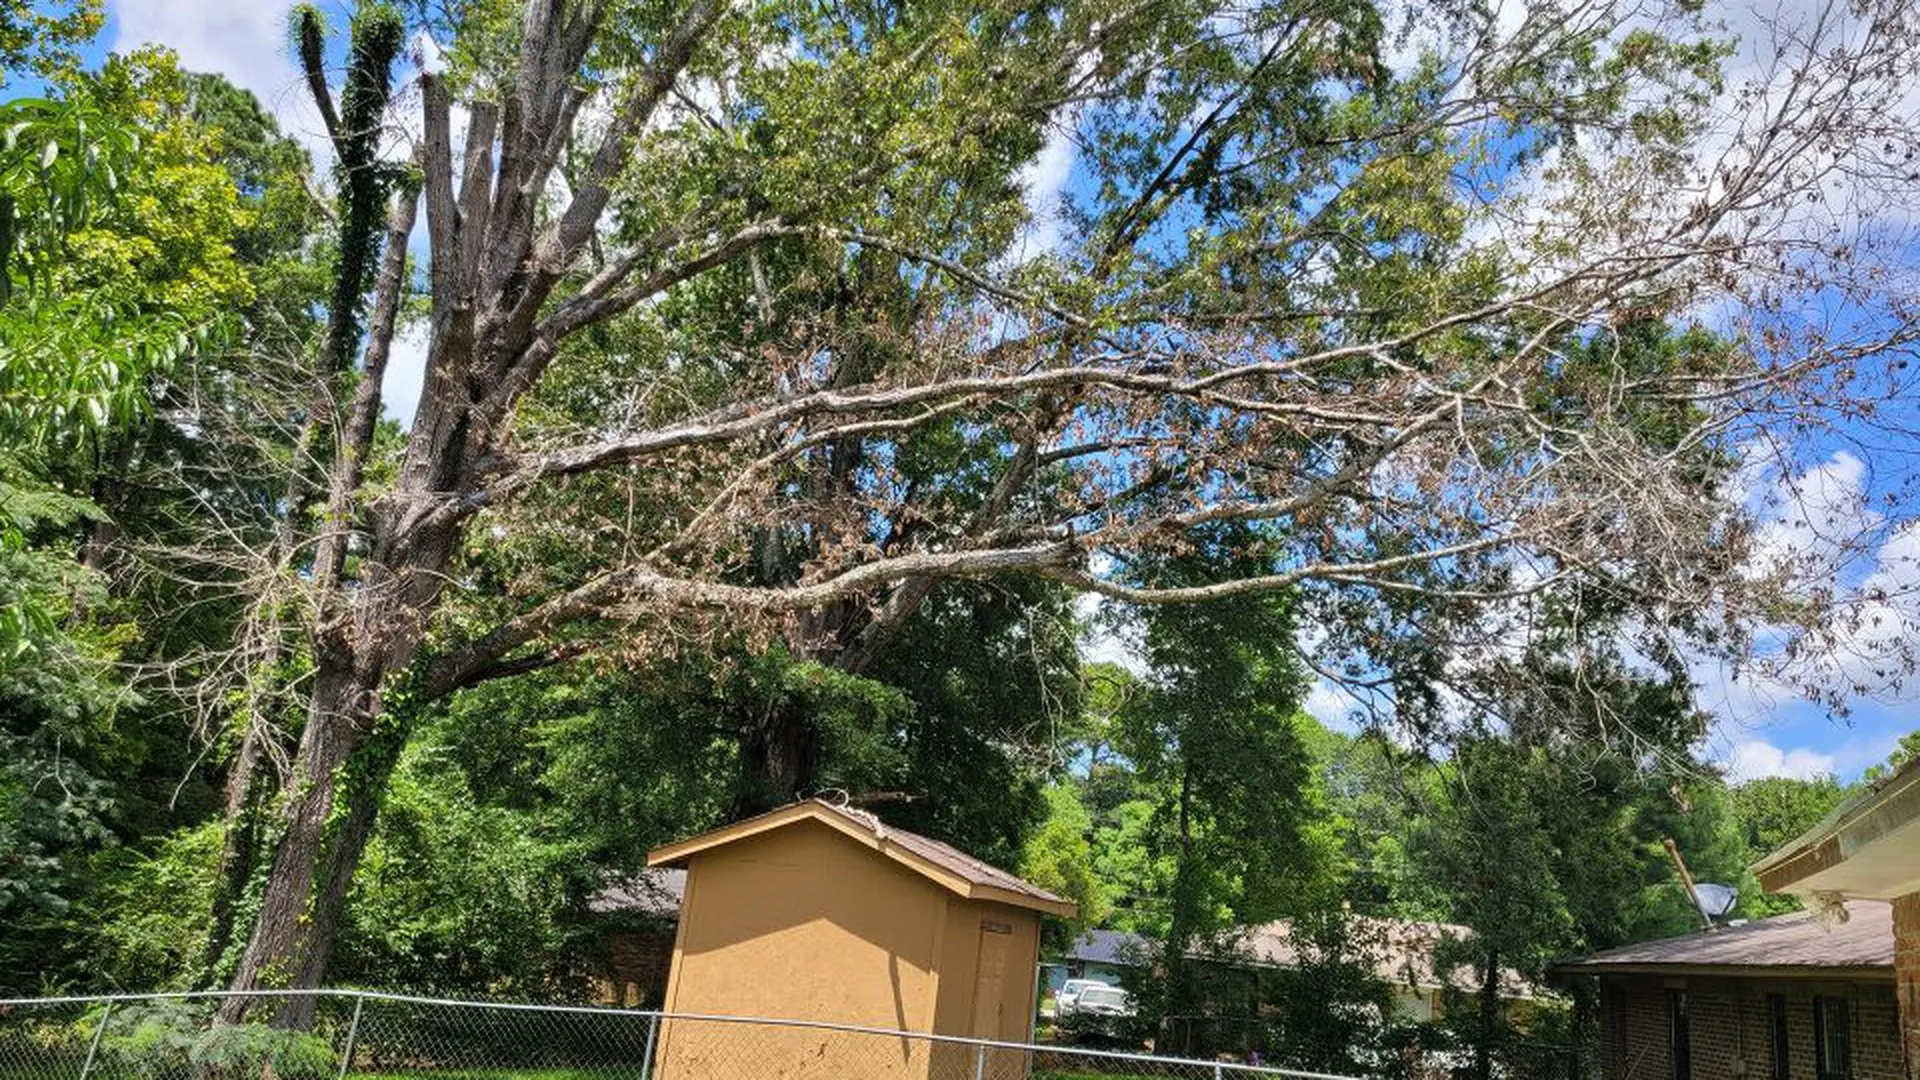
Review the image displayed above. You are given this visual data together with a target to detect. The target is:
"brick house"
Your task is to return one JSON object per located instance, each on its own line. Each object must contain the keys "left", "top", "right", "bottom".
{"left": 1563, "top": 900, "right": 1901, "bottom": 1079}
{"left": 1043, "top": 919, "right": 1537, "bottom": 1025}
{"left": 584, "top": 868, "right": 684, "bottom": 1006}
{"left": 1756, "top": 751, "right": 1920, "bottom": 1078}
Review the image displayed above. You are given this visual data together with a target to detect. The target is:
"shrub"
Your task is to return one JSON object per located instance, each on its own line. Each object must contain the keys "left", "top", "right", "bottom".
{"left": 91, "top": 1000, "right": 335, "bottom": 1080}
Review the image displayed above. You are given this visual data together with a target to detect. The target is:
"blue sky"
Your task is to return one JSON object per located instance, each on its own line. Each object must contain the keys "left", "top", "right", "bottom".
{"left": 61, "top": 0, "right": 1920, "bottom": 783}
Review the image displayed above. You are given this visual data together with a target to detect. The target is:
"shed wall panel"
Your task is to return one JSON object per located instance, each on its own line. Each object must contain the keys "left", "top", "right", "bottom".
{"left": 656, "top": 821, "right": 952, "bottom": 1080}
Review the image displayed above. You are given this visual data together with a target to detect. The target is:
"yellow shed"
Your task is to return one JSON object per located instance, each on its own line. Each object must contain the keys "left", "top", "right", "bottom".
{"left": 646, "top": 799, "right": 1075, "bottom": 1080}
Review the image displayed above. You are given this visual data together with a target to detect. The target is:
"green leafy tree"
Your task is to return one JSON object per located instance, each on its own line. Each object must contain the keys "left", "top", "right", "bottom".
{"left": 1020, "top": 783, "right": 1109, "bottom": 947}
{"left": 1421, "top": 739, "right": 1579, "bottom": 1080}
{"left": 1110, "top": 535, "right": 1339, "bottom": 1021}
{"left": 65, "top": 0, "right": 1909, "bottom": 1014}
{"left": 1310, "top": 727, "right": 1451, "bottom": 921}
{"left": 1260, "top": 911, "right": 1420, "bottom": 1078}
{"left": 1863, "top": 731, "right": 1920, "bottom": 782}
{"left": 0, "top": 50, "right": 323, "bottom": 991}
{"left": 0, "top": 0, "right": 101, "bottom": 89}
{"left": 1728, "top": 775, "right": 1851, "bottom": 916}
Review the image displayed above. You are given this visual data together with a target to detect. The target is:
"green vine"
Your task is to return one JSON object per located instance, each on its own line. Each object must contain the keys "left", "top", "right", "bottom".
{"left": 311, "top": 1, "right": 406, "bottom": 376}
{"left": 307, "top": 660, "right": 426, "bottom": 921}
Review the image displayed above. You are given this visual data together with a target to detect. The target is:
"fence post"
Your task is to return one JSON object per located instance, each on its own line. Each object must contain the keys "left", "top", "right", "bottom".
{"left": 972, "top": 1042, "right": 986, "bottom": 1080}
{"left": 335, "top": 996, "right": 365, "bottom": 1080}
{"left": 78, "top": 1002, "right": 113, "bottom": 1080}
{"left": 1212, "top": 1062, "right": 1223, "bottom": 1080}
{"left": 639, "top": 1013, "right": 659, "bottom": 1080}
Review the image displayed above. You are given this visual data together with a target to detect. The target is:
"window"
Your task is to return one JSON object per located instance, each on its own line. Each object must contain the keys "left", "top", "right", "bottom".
{"left": 1668, "top": 989, "right": 1692, "bottom": 1080}
{"left": 1767, "top": 994, "right": 1790, "bottom": 1080}
{"left": 1814, "top": 996, "right": 1851, "bottom": 1080}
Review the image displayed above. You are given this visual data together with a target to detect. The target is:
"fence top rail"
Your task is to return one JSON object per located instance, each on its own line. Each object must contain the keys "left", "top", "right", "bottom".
{"left": 0, "top": 988, "right": 1366, "bottom": 1080}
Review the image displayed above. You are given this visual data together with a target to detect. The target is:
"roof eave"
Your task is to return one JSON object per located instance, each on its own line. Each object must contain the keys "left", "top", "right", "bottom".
{"left": 1558, "top": 962, "right": 1894, "bottom": 982}
{"left": 1752, "top": 755, "right": 1920, "bottom": 895}
{"left": 646, "top": 802, "right": 1077, "bottom": 919}
{"left": 972, "top": 883, "right": 1079, "bottom": 918}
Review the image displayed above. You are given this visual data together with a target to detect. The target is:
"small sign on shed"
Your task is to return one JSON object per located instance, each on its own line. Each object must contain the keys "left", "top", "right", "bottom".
{"left": 646, "top": 799, "right": 1076, "bottom": 1080}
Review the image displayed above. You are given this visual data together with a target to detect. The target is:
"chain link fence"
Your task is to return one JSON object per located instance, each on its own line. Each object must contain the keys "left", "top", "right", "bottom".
{"left": 0, "top": 992, "right": 1367, "bottom": 1080}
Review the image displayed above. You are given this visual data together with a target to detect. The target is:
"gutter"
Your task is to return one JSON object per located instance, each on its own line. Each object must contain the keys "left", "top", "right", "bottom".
{"left": 1751, "top": 755, "right": 1920, "bottom": 895}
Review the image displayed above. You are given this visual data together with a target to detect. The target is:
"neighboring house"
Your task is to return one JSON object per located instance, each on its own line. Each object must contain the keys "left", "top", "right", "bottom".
{"left": 1246, "top": 916, "right": 1536, "bottom": 1023}
{"left": 644, "top": 799, "right": 1076, "bottom": 1080}
{"left": 1560, "top": 900, "right": 1903, "bottom": 1080}
{"left": 584, "top": 868, "right": 685, "bottom": 1007}
{"left": 1043, "top": 916, "right": 1536, "bottom": 1024}
{"left": 1042, "top": 929, "right": 1141, "bottom": 997}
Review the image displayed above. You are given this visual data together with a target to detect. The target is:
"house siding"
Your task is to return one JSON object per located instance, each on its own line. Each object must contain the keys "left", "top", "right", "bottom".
{"left": 1600, "top": 974, "right": 1902, "bottom": 1080}
{"left": 588, "top": 924, "right": 677, "bottom": 1007}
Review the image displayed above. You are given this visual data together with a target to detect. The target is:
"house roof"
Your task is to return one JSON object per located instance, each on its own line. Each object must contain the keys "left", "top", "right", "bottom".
{"left": 1558, "top": 900, "right": 1893, "bottom": 979}
{"left": 646, "top": 799, "right": 1078, "bottom": 918}
{"left": 1051, "top": 918, "right": 1536, "bottom": 997}
{"left": 589, "top": 868, "right": 686, "bottom": 918}
{"left": 1245, "top": 917, "right": 1535, "bottom": 997}
{"left": 1753, "top": 753, "right": 1920, "bottom": 899}
{"left": 1058, "top": 929, "right": 1148, "bottom": 966}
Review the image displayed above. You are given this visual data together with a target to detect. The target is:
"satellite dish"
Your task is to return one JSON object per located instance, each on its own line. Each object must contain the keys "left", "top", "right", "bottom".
{"left": 1694, "top": 883, "right": 1738, "bottom": 920}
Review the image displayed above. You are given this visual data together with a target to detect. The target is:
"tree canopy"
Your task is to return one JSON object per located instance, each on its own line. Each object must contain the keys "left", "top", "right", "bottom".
{"left": 1, "top": 5, "right": 1917, "bottom": 1072}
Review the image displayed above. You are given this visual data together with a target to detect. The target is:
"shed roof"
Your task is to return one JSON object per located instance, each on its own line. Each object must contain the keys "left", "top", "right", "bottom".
{"left": 1559, "top": 900, "right": 1893, "bottom": 978}
{"left": 646, "top": 799, "right": 1078, "bottom": 918}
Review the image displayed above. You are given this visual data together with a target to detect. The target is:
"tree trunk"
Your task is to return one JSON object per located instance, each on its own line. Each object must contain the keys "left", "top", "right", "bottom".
{"left": 217, "top": 457, "right": 465, "bottom": 1018}
{"left": 1473, "top": 946, "right": 1501, "bottom": 1080}
{"left": 1164, "top": 763, "right": 1199, "bottom": 1021}
{"left": 217, "top": 657, "right": 379, "bottom": 1027}
{"left": 732, "top": 700, "right": 819, "bottom": 817}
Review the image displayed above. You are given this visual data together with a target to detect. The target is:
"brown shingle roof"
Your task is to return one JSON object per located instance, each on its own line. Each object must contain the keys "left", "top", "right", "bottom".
{"left": 1560, "top": 900, "right": 1892, "bottom": 976}
{"left": 1245, "top": 917, "right": 1537, "bottom": 996}
{"left": 811, "top": 801, "right": 1065, "bottom": 905}
{"left": 646, "top": 798, "right": 1076, "bottom": 917}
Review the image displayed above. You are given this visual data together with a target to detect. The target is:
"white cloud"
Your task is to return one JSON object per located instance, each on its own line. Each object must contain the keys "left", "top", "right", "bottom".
{"left": 381, "top": 323, "right": 430, "bottom": 425}
{"left": 1742, "top": 449, "right": 1880, "bottom": 584}
{"left": 1677, "top": 440, "right": 1919, "bottom": 772}
{"left": 1014, "top": 121, "right": 1077, "bottom": 256}
{"left": 1717, "top": 729, "right": 1904, "bottom": 783}
{"left": 1724, "top": 737, "right": 1836, "bottom": 782}
{"left": 112, "top": 0, "right": 331, "bottom": 163}
{"left": 1731, "top": 447, "right": 1920, "bottom": 706}
{"left": 1303, "top": 679, "right": 1361, "bottom": 733}
{"left": 412, "top": 29, "right": 448, "bottom": 77}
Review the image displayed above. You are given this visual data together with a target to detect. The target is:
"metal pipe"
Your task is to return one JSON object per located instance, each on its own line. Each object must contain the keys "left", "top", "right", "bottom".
{"left": 335, "top": 995, "right": 365, "bottom": 1080}
{"left": 639, "top": 1012, "right": 659, "bottom": 1080}
{"left": 1664, "top": 837, "right": 1715, "bottom": 932}
{"left": 77, "top": 1002, "right": 113, "bottom": 1080}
